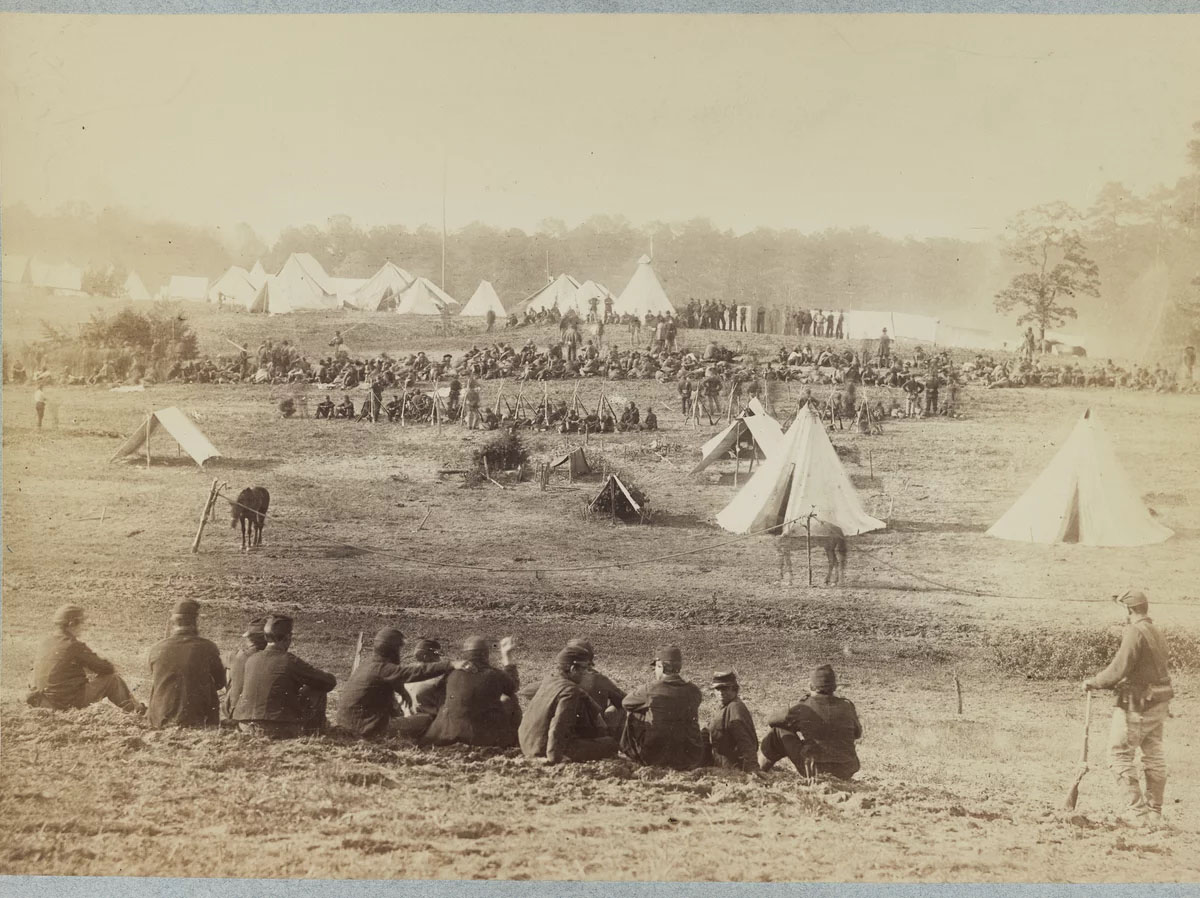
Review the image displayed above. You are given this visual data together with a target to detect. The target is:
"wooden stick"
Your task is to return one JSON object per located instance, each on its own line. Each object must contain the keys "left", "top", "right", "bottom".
{"left": 190, "top": 479, "right": 219, "bottom": 554}
{"left": 954, "top": 672, "right": 963, "bottom": 715}
{"left": 415, "top": 507, "right": 432, "bottom": 532}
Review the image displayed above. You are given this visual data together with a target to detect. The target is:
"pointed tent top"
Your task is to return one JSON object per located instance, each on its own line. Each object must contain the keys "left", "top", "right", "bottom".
{"left": 355, "top": 261, "right": 416, "bottom": 311}
{"left": 987, "top": 408, "right": 1172, "bottom": 547}
{"left": 460, "top": 280, "right": 506, "bottom": 317}
{"left": 520, "top": 273, "right": 581, "bottom": 315}
{"left": 249, "top": 260, "right": 268, "bottom": 288}
{"left": 111, "top": 407, "right": 221, "bottom": 467}
{"left": 613, "top": 256, "right": 676, "bottom": 318}
{"left": 716, "top": 405, "right": 885, "bottom": 537}
{"left": 394, "top": 276, "right": 460, "bottom": 315}
{"left": 123, "top": 269, "right": 152, "bottom": 301}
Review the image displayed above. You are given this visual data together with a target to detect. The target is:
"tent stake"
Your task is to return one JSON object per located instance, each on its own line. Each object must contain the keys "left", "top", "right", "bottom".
{"left": 191, "top": 479, "right": 220, "bottom": 554}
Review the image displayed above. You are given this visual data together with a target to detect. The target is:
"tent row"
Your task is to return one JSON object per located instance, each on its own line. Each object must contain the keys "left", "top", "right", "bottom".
{"left": 707, "top": 400, "right": 1168, "bottom": 548}
{"left": 516, "top": 255, "right": 677, "bottom": 321}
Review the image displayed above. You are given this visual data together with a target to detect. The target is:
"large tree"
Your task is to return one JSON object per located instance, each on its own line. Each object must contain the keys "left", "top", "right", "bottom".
{"left": 994, "top": 202, "right": 1100, "bottom": 347}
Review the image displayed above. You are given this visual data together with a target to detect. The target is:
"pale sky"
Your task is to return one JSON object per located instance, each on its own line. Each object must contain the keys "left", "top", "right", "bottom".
{"left": 2, "top": 14, "right": 1198, "bottom": 241}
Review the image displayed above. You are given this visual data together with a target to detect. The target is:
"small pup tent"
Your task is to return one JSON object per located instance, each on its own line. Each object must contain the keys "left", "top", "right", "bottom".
{"left": 717, "top": 404, "right": 884, "bottom": 537}
{"left": 589, "top": 474, "right": 647, "bottom": 522}
{"left": 111, "top": 407, "right": 221, "bottom": 467}
{"left": 986, "top": 408, "right": 1173, "bottom": 547}
{"left": 691, "top": 398, "right": 784, "bottom": 475}
{"left": 460, "top": 280, "right": 507, "bottom": 318}
{"left": 551, "top": 446, "right": 592, "bottom": 478}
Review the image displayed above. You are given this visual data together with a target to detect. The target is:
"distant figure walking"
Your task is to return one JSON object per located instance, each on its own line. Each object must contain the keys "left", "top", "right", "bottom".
{"left": 34, "top": 385, "right": 46, "bottom": 429}
{"left": 231, "top": 486, "right": 271, "bottom": 551}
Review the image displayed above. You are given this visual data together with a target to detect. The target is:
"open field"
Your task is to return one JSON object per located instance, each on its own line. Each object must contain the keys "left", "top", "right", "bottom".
{"left": 2, "top": 307, "right": 1199, "bottom": 882}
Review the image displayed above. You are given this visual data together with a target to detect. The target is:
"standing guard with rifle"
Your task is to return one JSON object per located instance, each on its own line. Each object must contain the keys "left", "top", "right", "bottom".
{"left": 1083, "top": 589, "right": 1174, "bottom": 824}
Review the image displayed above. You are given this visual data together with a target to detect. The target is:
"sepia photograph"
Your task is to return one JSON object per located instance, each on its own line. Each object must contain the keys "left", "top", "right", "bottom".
{"left": 1, "top": 8, "right": 1199, "bottom": 888}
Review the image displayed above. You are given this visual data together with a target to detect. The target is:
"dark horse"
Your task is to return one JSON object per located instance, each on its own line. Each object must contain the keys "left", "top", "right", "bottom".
{"left": 231, "top": 486, "right": 270, "bottom": 551}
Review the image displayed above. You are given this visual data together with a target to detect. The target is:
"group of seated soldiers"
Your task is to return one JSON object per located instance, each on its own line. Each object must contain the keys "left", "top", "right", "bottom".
{"left": 27, "top": 602, "right": 863, "bottom": 780}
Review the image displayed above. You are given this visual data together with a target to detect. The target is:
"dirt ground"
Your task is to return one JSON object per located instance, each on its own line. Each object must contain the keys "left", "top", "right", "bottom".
{"left": 2, "top": 310, "right": 1198, "bottom": 882}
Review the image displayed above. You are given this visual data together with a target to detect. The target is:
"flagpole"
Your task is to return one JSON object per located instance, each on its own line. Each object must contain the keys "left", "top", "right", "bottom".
{"left": 441, "top": 154, "right": 447, "bottom": 291}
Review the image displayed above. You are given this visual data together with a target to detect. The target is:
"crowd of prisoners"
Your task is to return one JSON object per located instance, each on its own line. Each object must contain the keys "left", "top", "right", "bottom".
{"left": 14, "top": 309, "right": 1197, "bottom": 398}
{"left": 28, "top": 602, "right": 863, "bottom": 779}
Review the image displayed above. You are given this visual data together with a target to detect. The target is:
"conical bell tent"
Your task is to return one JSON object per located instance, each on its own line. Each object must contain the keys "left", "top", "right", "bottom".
{"left": 716, "top": 405, "right": 884, "bottom": 537}
{"left": 987, "top": 408, "right": 1173, "bottom": 547}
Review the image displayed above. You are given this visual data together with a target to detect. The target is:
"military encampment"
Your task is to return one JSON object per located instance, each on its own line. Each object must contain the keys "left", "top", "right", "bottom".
{"left": 2, "top": 11, "right": 1199, "bottom": 890}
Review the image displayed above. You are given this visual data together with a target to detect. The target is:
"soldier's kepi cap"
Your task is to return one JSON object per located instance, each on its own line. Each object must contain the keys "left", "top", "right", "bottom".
{"left": 53, "top": 604, "right": 85, "bottom": 627}
{"left": 1113, "top": 589, "right": 1149, "bottom": 610}
{"left": 566, "top": 638, "right": 595, "bottom": 662}
{"left": 810, "top": 664, "right": 837, "bottom": 692}
{"left": 243, "top": 617, "right": 267, "bottom": 637}
{"left": 264, "top": 615, "right": 294, "bottom": 641}
{"left": 414, "top": 638, "right": 442, "bottom": 656}
{"left": 172, "top": 599, "right": 200, "bottom": 619}
{"left": 373, "top": 627, "right": 405, "bottom": 652}
{"left": 710, "top": 670, "right": 739, "bottom": 689}
{"left": 556, "top": 646, "right": 592, "bottom": 673}
{"left": 652, "top": 645, "right": 683, "bottom": 668}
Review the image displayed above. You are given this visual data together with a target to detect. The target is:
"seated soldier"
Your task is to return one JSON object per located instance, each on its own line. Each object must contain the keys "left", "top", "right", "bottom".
{"left": 27, "top": 604, "right": 144, "bottom": 715}
{"left": 620, "top": 645, "right": 704, "bottom": 770}
{"left": 759, "top": 665, "right": 862, "bottom": 779}
{"left": 224, "top": 617, "right": 267, "bottom": 719}
{"left": 336, "top": 396, "right": 355, "bottom": 419}
{"left": 566, "top": 638, "right": 627, "bottom": 734}
{"left": 146, "top": 599, "right": 226, "bottom": 728}
{"left": 315, "top": 397, "right": 335, "bottom": 419}
{"left": 385, "top": 395, "right": 403, "bottom": 421}
{"left": 278, "top": 397, "right": 296, "bottom": 419}
{"left": 702, "top": 671, "right": 761, "bottom": 774}
{"left": 423, "top": 636, "right": 521, "bottom": 748}
{"left": 640, "top": 407, "right": 658, "bottom": 431}
{"left": 337, "top": 628, "right": 469, "bottom": 739}
{"left": 232, "top": 615, "right": 336, "bottom": 738}
{"left": 518, "top": 645, "right": 619, "bottom": 764}
{"left": 398, "top": 639, "right": 453, "bottom": 737}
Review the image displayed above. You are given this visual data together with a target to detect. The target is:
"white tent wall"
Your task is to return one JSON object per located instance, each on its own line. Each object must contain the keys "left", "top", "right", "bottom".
{"left": 110, "top": 407, "right": 221, "bottom": 467}
{"left": 691, "top": 408, "right": 784, "bottom": 475}
{"left": 841, "top": 310, "right": 939, "bottom": 343}
{"left": 521, "top": 274, "right": 581, "bottom": 315}
{"left": 613, "top": 256, "right": 676, "bottom": 318}
{"left": 355, "top": 262, "right": 416, "bottom": 311}
{"left": 208, "top": 266, "right": 258, "bottom": 306}
{"left": 986, "top": 409, "right": 1172, "bottom": 547}
{"left": 716, "top": 406, "right": 885, "bottom": 537}
{"left": 166, "top": 275, "right": 209, "bottom": 302}
{"left": 394, "top": 277, "right": 461, "bottom": 315}
{"left": 460, "top": 280, "right": 506, "bottom": 317}
{"left": 123, "top": 270, "right": 152, "bottom": 301}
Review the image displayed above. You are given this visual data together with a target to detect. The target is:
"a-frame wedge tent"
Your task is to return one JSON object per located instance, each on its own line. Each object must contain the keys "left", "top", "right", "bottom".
{"left": 356, "top": 261, "right": 416, "bottom": 311}
{"left": 716, "top": 404, "right": 885, "bottom": 537}
{"left": 691, "top": 409, "right": 784, "bottom": 475}
{"left": 613, "top": 255, "right": 677, "bottom": 318}
{"left": 111, "top": 407, "right": 221, "bottom": 467}
{"left": 520, "top": 274, "right": 581, "bottom": 315}
{"left": 987, "top": 408, "right": 1173, "bottom": 546}
{"left": 460, "top": 280, "right": 506, "bottom": 317}
{"left": 551, "top": 446, "right": 591, "bottom": 478}
{"left": 589, "top": 474, "right": 646, "bottom": 520}
{"left": 394, "top": 277, "right": 461, "bottom": 315}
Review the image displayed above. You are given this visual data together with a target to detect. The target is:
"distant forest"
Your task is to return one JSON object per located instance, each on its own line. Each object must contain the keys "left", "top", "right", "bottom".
{"left": 3, "top": 122, "right": 1198, "bottom": 356}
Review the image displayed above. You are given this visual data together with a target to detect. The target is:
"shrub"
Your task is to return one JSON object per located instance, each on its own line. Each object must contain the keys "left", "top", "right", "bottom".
{"left": 472, "top": 428, "right": 529, "bottom": 473}
{"left": 989, "top": 627, "right": 1200, "bottom": 680}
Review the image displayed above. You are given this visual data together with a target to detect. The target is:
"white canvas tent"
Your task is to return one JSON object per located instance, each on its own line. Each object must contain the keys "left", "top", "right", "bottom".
{"left": 355, "top": 262, "right": 416, "bottom": 311}
{"left": 612, "top": 255, "right": 676, "bottom": 318}
{"left": 520, "top": 274, "right": 581, "bottom": 315}
{"left": 208, "top": 266, "right": 258, "bottom": 307}
{"left": 123, "top": 270, "right": 152, "bottom": 301}
{"left": 42, "top": 262, "right": 86, "bottom": 296}
{"left": 691, "top": 399, "right": 784, "bottom": 475}
{"left": 394, "top": 277, "right": 460, "bottom": 315}
{"left": 987, "top": 409, "right": 1173, "bottom": 546}
{"left": 717, "top": 405, "right": 885, "bottom": 537}
{"left": 460, "top": 280, "right": 507, "bottom": 318}
{"left": 249, "top": 260, "right": 268, "bottom": 288}
{"left": 564, "top": 280, "right": 614, "bottom": 319}
{"left": 330, "top": 277, "right": 369, "bottom": 307}
{"left": 249, "top": 253, "right": 339, "bottom": 314}
{"left": 110, "top": 407, "right": 221, "bottom": 467}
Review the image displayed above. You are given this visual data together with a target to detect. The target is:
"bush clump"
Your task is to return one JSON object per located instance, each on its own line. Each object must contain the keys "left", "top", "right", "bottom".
{"left": 989, "top": 627, "right": 1200, "bottom": 681}
{"left": 472, "top": 428, "right": 529, "bottom": 473}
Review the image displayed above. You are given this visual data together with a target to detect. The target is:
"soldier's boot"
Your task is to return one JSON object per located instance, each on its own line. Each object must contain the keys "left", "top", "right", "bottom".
{"left": 1144, "top": 774, "right": 1167, "bottom": 822}
{"left": 1116, "top": 775, "right": 1147, "bottom": 824}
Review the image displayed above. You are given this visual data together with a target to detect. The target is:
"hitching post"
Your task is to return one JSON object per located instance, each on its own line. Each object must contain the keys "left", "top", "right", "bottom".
{"left": 191, "top": 479, "right": 220, "bottom": 554}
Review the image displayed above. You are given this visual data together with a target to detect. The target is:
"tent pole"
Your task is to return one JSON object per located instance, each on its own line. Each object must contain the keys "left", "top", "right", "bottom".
{"left": 145, "top": 414, "right": 152, "bottom": 468}
{"left": 805, "top": 513, "right": 813, "bottom": 587}
{"left": 733, "top": 420, "right": 741, "bottom": 488}
{"left": 191, "top": 479, "right": 220, "bottom": 554}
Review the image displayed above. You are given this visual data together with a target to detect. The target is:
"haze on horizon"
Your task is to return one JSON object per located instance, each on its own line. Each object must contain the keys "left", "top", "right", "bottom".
{"left": 1, "top": 13, "right": 1198, "bottom": 243}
